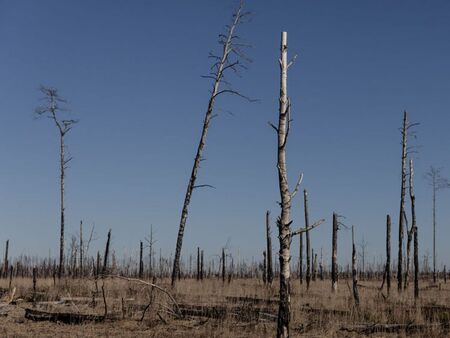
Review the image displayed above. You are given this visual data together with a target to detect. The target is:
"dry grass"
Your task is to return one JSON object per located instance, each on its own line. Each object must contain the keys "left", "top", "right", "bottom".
{"left": 0, "top": 276, "right": 449, "bottom": 337}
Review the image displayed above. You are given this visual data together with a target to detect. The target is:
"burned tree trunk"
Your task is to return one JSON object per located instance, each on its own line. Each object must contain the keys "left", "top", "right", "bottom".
{"left": 3, "top": 240, "right": 8, "bottom": 278}
{"left": 304, "top": 190, "right": 311, "bottom": 290}
{"left": 79, "top": 221, "right": 83, "bottom": 277}
{"left": 263, "top": 251, "right": 267, "bottom": 284}
{"left": 398, "top": 111, "right": 408, "bottom": 292}
{"left": 196, "top": 247, "right": 200, "bottom": 281}
{"left": 312, "top": 250, "right": 317, "bottom": 282}
{"left": 139, "top": 241, "right": 144, "bottom": 279}
{"left": 299, "top": 232, "right": 303, "bottom": 284}
{"left": 222, "top": 248, "right": 226, "bottom": 283}
{"left": 171, "top": 3, "right": 250, "bottom": 287}
{"left": 409, "top": 159, "right": 419, "bottom": 299}
{"left": 102, "top": 230, "right": 111, "bottom": 275}
{"left": 200, "top": 250, "right": 204, "bottom": 281}
{"left": 386, "top": 215, "right": 391, "bottom": 295}
{"left": 352, "top": 226, "right": 360, "bottom": 307}
{"left": 266, "top": 211, "right": 273, "bottom": 285}
{"left": 332, "top": 212, "right": 338, "bottom": 292}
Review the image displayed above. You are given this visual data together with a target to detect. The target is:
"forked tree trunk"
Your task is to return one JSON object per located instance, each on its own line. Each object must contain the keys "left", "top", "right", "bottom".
{"left": 276, "top": 31, "right": 293, "bottom": 338}
{"left": 398, "top": 111, "right": 408, "bottom": 292}
{"left": 171, "top": 4, "right": 245, "bottom": 287}
{"left": 352, "top": 226, "right": 360, "bottom": 307}
{"left": 266, "top": 211, "right": 273, "bottom": 284}
{"left": 304, "top": 190, "right": 311, "bottom": 290}
{"left": 332, "top": 212, "right": 338, "bottom": 292}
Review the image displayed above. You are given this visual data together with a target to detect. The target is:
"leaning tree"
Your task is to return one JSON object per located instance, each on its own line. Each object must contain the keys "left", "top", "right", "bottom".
{"left": 171, "top": 2, "right": 253, "bottom": 286}
{"left": 35, "top": 86, "right": 78, "bottom": 279}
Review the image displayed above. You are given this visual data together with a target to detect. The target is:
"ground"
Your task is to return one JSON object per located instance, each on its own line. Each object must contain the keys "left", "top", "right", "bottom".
{"left": 0, "top": 276, "right": 448, "bottom": 337}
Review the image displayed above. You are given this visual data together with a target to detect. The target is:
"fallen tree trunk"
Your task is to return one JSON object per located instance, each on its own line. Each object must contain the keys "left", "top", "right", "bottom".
{"left": 24, "top": 308, "right": 107, "bottom": 324}
{"left": 340, "top": 322, "right": 447, "bottom": 334}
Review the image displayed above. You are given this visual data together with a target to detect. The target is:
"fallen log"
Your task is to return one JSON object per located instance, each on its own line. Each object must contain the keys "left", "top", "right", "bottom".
{"left": 177, "top": 304, "right": 277, "bottom": 322}
{"left": 24, "top": 308, "right": 106, "bottom": 324}
{"left": 340, "top": 322, "right": 447, "bottom": 334}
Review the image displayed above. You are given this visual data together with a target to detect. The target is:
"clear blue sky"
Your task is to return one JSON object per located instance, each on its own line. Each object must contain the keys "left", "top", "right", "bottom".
{"left": 1, "top": 0, "right": 449, "bottom": 269}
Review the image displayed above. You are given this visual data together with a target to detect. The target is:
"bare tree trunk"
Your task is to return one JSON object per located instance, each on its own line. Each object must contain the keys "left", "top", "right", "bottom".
{"left": 266, "top": 211, "right": 273, "bottom": 285}
{"left": 102, "top": 230, "right": 111, "bottom": 275}
{"left": 59, "top": 133, "right": 65, "bottom": 279}
{"left": 304, "top": 190, "right": 311, "bottom": 290}
{"left": 263, "top": 251, "right": 267, "bottom": 284}
{"left": 398, "top": 111, "right": 408, "bottom": 292}
{"left": 352, "top": 226, "right": 360, "bottom": 307}
{"left": 222, "top": 248, "right": 226, "bottom": 283}
{"left": 319, "top": 248, "right": 324, "bottom": 281}
{"left": 3, "top": 240, "right": 8, "bottom": 278}
{"left": 312, "top": 251, "right": 317, "bottom": 282}
{"left": 79, "top": 221, "right": 83, "bottom": 277}
{"left": 444, "top": 266, "right": 447, "bottom": 284}
{"left": 299, "top": 233, "right": 303, "bottom": 284}
{"left": 332, "top": 212, "right": 338, "bottom": 292}
{"left": 196, "top": 247, "right": 200, "bottom": 281}
{"left": 139, "top": 241, "right": 144, "bottom": 279}
{"left": 171, "top": 4, "right": 247, "bottom": 287}
{"left": 386, "top": 215, "right": 391, "bottom": 295}
{"left": 276, "top": 31, "right": 293, "bottom": 338}
{"left": 96, "top": 251, "right": 101, "bottom": 277}
{"left": 432, "top": 185, "right": 436, "bottom": 284}
{"left": 408, "top": 159, "right": 419, "bottom": 299}
{"left": 200, "top": 250, "right": 204, "bottom": 281}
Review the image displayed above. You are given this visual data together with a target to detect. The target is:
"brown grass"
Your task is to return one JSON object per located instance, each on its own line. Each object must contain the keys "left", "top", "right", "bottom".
{"left": 0, "top": 277, "right": 449, "bottom": 337}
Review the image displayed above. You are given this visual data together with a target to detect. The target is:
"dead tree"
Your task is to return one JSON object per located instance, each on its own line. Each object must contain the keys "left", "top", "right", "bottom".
{"left": 424, "top": 166, "right": 450, "bottom": 283}
{"left": 139, "top": 241, "right": 144, "bottom": 279}
{"left": 319, "top": 248, "right": 324, "bottom": 281}
{"left": 398, "top": 111, "right": 408, "bottom": 292}
{"left": 332, "top": 213, "right": 338, "bottom": 292}
{"left": 197, "top": 247, "right": 200, "bottom": 281}
{"left": 3, "top": 240, "right": 8, "bottom": 278}
{"left": 386, "top": 215, "right": 391, "bottom": 295}
{"left": 35, "top": 86, "right": 78, "bottom": 278}
{"left": 304, "top": 190, "right": 311, "bottom": 290}
{"left": 299, "top": 232, "right": 303, "bottom": 284}
{"left": 200, "top": 250, "right": 204, "bottom": 280}
{"left": 79, "top": 221, "right": 83, "bottom": 277}
{"left": 263, "top": 251, "right": 267, "bottom": 284}
{"left": 271, "top": 32, "right": 324, "bottom": 337}
{"left": 266, "top": 211, "right": 273, "bottom": 285}
{"left": 102, "top": 230, "right": 111, "bottom": 275}
{"left": 222, "top": 248, "right": 226, "bottom": 283}
{"left": 171, "top": 2, "right": 252, "bottom": 287}
{"left": 408, "top": 159, "right": 419, "bottom": 299}
{"left": 145, "top": 225, "right": 156, "bottom": 278}
{"left": 352, "top": 226, "right": 360, "bottom": 307}
{"left": 312, "top": 251, "right": 317, "bottom": 282}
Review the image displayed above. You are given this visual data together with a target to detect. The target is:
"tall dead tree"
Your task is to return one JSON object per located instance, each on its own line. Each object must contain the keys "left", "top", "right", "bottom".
{"left": 352, "top": 226, "right": 360, "bottom": 307}
{"left": 3, "top": 240, "right": 9, "bottom": 278}
{"left": 171, "top": 2, "right": 252, "bottom": 287}
{"left": 386, "top": 215, "right": 391, "bottom": 295}
{"left": 139, "top": 241, "right": 144, "bottom": 278}
{"left": 398, "top": 111, "right": 408, "bottom": 292}
{"left": 102, "top": 230, "right": 111, "bottom": 275}
{"left": 196, "top": 247, "right": 200, "bottom": 281}
{"left": 222, "top": 248, "right": 226, "bottom": 283}
{"left": 332, "top": 213, "right": 338, "bottom": 292}
{"left": 266, "top": 211, "right": 274, "bottom": 285}
{"left": 79, "top": 221, "right": 83, "bottom": 277}
{"left": 35, "top": 86, "right": 78, "bottom": 279}
{"left": 424, "top": 166, "right": 450, "bottom": 284}
{"left": 304, "top": 190, "right": 311, "bottom": 290}
{"left": 299, "top": 231, "right": 303, "bottom": 284}
{"left": 408, "top": 159, "right": 419, "bottom": 299}
{"left": 145, "top": 225, "right": 156, "bottom": 278}
{"left": 272, "top": 31, "right": 324, "bottom": 338}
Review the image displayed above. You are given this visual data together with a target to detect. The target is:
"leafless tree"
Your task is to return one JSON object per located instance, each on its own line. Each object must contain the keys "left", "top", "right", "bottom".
{"left": 145, "top": 225, "right": 156, "bottom": 278}
{"left": 171, "top": 2, "right": 253, "bottom": 287}
{"left": 272, "top": 31, "right": 323, "bottom": 337}
{"left": 424, "top": 166, "right": 450, "bottom": 283}
{"left": 35, "top": 86, "right": 78, "bottom": 278}
{"left": 266, "top": 211, "right": 273, "bottom": 284}
{"left": 352, "top": 226, "right": 360, "bottom": 307}
{"left": 408, "top": 159, "right": 419, "bottom": 299}
{"left": 397, "top": 111, "right": 408, "bottom": 292}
